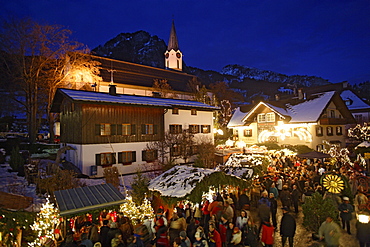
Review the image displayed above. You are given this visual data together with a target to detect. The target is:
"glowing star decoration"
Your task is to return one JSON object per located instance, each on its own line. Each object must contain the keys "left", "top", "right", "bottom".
{"left": 29, "top": 198, "right": 61, "bottom": 246}
{"left": 322, "top": 174, "right": 345, "bottom": 194}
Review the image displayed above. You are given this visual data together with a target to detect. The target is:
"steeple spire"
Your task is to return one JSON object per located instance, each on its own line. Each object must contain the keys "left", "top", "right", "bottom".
{"left": 167, "top": 19, "right": 179, "bottom": 51}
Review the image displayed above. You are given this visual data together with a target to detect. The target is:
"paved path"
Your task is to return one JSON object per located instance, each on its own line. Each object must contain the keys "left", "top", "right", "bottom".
{"left": 248, "top": 203, "right": 360, "bottom": 247}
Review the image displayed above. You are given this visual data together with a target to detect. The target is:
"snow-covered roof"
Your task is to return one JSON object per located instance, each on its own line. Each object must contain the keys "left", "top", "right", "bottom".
{"left": 286, "top": 91, "right": 335, "bottom": 123}
{"left": 238, "top": 91, "right": 336, "bottom": 124}
{"left": 340, "top": 90, "right": 370, "bottom": 110}
{"left": 227, "top": 107, "right": 248, "bottom": 127}
{"left": 58, "top": 88, "right": 219, "bottom": 110}
{"left": 148, "top": 165, "right": 215, "bottom": 198}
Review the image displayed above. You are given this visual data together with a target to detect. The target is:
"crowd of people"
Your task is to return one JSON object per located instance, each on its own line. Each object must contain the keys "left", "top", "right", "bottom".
{"left": 59, "top": 153, "right": 370, "bottom": 247}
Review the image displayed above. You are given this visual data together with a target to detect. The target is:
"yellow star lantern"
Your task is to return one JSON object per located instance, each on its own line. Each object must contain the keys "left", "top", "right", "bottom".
{"left": 322, "top": 174, "right": 344, "bottom": 194}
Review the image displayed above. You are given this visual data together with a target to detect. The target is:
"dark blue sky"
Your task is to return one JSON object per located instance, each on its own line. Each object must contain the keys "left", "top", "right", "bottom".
{"left": 2, "top": 0, "right": 370, "bottom": 84}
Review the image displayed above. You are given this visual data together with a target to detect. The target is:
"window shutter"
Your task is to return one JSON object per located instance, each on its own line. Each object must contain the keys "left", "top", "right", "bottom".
{"left": 131, "top": 124, "right": 136, "bottom": 135}
{"left": 132, "top": 151, "right": 136, "bottom": 162}
{"left": 117, "top": 124, "right": 122, "bottom": 135}
{"left": 141, "top": 124, "right": 146, "bottom": 134}
{"left": 95, "top": 154, "right": 101, "bottom": 165}
{"left": 154, "top": 125, "right": 158, "bottom": 134}
{"left": 95, "top": 124, "right": 101, "bottom": 136}
{"left": 111, "top": 124, "right": 117, "bottom": 135}
{"left": 142, "top": 150, "right": 146, "bottom": 161}
{"left": 118, "top": 152, "right": 122, "bottom": 163}
{"left": 112, "top": 153, "right": 116, "bottom": 164}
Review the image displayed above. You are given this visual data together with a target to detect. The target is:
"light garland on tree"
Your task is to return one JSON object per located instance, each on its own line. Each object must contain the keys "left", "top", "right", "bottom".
{"left": 29, "top": 198, "right": 61, "bottom": 246}
{"left": 119, "top": 196, "right": 154, "bottom": 223}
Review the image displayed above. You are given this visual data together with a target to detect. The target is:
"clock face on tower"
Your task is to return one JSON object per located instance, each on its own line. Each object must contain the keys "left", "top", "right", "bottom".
{"left": 165, "top": 53, "right": 169, "bottom": 59}
{"left": 176, "top": 52, "right": 181, "bottom": 58}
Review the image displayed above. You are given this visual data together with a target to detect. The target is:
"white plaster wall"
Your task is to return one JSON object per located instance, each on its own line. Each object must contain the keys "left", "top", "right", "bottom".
{"left": 64, "top": 142, "right": 159, "bottom": 177}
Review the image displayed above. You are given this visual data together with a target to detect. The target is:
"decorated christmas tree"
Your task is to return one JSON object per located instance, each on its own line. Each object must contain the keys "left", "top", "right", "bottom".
{"left": 120, "top": 196, "right": 153, "bottom": 223}
{"left": 29, "top": 198, "right": 61, "bottom": 246}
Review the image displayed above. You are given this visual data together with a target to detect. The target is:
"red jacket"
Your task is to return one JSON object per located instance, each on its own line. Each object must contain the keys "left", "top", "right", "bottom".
{"left": 261, "top": 223, "right": 274, "bottom": 245}
{"left": 218, "top": 222, "right": 227, "bottom": 243}
{"left": 208, "top": 229, "right": 222, "bottom": 247}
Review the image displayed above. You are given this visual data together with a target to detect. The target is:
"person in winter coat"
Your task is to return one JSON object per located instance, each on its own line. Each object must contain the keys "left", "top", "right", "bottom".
{"left": 99, "top": 220, "right": 110, "bottom": 247}
{"left": 290, "top": 185, "right": 301, "bottom": 214}
{"left": 269, "top": 183, "right": 279, "bottom": 199}
{"left": 218, "top": 214, "right": 228, "bottom": 246}
{"left": 201, "top": 199, "right": 211, "bottom": 227}
{"left": 193, "top": 231, "right": 209, "bottom": 247}
{"left": 280, "top": 207, "right": 296, "bottom": 247}
{"left": 319, "top": 216, "right": 341, "bottom": 247}
{"left": 107, "top": 222, "right": 122, "bottom": 247}
{"left": 268, "top": 193, "right": 278, "bottom": 228}
{"left": 168, "top": 212, "right": 187, "bottom": 245}
{"left": 356, "top": 219, "right": 370, "bottom": 247}
{"left": 338, "top": 196, "right": 354, "bottom": 234}
{"left": 226, "top": 221, "right": 235, "bottom": 246}
{"left": 280, "top": 186, "right": 292, "bottom": 209}
{"left": 235, "top": 210, "right": 248, "bottom": 231}
{"left": 229, "top": 227, "right": 242, "bottom": 246}
{"left": 243, "top": 218, "right": 258, "bottom": 247}
{"left": 208, "top": 223, "right": 222, "bottom": 247}
{"left": 238, "top": 190, "right": 250, "bottom": 210}
{"left": 261, "top": 221, "right": 274, "bottom": 247}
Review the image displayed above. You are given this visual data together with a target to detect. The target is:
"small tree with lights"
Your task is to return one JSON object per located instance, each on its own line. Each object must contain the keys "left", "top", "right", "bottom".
{"left": 29, "top": 198, "right": 61, "bottom": 246}
{"left": 120, "top": 196, "right": 154, "bottom": 224}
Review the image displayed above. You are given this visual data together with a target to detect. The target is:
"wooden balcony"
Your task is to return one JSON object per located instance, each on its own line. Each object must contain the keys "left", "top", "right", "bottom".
{"left": 319, "top": 118, "right": 347, "bottom": 125}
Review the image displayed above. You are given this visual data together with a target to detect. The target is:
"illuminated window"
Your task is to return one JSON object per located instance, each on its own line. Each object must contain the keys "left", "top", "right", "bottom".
{"left": 266, "top": 113, "right": 275, "bottom": 122}
{"left": 172, "top": 108, "right": 179, "bottom": 114}
{"left": 189, "top": 124, "right": 200, "bottom": 133}
{"left": 316, "top": 126, "right": 323, "bottom": 136}
{"left": 142, "top": 150, "right": 158, "bottom": 162}
{"left": 171, "top": 145, "right": 181, "bottom": 156}
{"left": 327, "top": 126, "right": 333, "bottom": 136}
{"left": 118, "top": 151, "right": 136, "bottom": 164}
{"left": 336, "top": 126, "right": 343, "bottom": 135}
{"left": 191, "top": 109, "right": 197, "bottom": 115}
{"left": 96, "top": 153, "right": 116, "bottom": 166}
{"left": 201, "top": 125, "right": 211, "bottom": 133}
{"left": 142, "top": 124, "right": 154, "bottom": 134}
{"left": 170, "top": 124, "right": 182, "bottom": 134}
{"left": 122, "top": 124, "right": 132, "bottom": 135}
{"left": 244, "top": 129, "right": 253, "bottom": 137}
{"left": 257, "top": 114, "right": 266, "bottom": 123}
{"left": 95, "top": 124, "right": 111, "bottom": 136}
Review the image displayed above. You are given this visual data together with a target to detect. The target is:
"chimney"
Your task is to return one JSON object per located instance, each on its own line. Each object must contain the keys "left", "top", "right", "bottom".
{"left": 109, "top": 84, "right": 117, "bottom": 96}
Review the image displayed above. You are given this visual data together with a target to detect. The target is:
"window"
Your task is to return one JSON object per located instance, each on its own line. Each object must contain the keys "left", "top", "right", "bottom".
{"left": 316, "top": 126, "right": 323, "bottom": 136}
{"left": 118, "top": 151, "right": 136, "bottom": 164}
{"left": 170, "top": 124, "right": 182, "bottom": 134}
{"left": 336, "top": 126, "right": 343, "bottom": 135}
{"left": 257, "top": 114, "right": 266, "bottom": 123}
{"left": 171, "top": 145, "right": 181, "bottom": 156}
{"left": 330, "top": 110, "right": 335, "bottom": 118}
{"left": 201, "top": 125, "right": 211, "bottom": 133}
{"left": 244, "top": 129, "right": 253, "bottom": 137}
{"left": 142, "top": 124, "right": 155, "bottom": 135}
{"left": 172, "top": 108, "right": 179, "bottom": 115}
{"left": 96, "top": 153, "right": 116, "bottom": 166}
{"left": 265, "top": 113, "right": 275, "bottom": 122}
{"left": 142, "top": 150, "right": 158, "bottom": 162}
{"left": 189, "top": 124, "right": 200, "bottom": 134}
{"left": 122, "top": 124, "right": 132, "bottom": 135}
{"left": 95, "top": 124, "right": 111, "bottom": 136}
{"left": 327, "top": 126, "right": 333, "bottom": 136}
{"left": 191, "top": 109, "right": 197, "bottom": 115}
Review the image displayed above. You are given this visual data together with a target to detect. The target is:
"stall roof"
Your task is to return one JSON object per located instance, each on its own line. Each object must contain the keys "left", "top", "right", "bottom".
{"left": 54, "top": 183, "right": 126, "bottom": 216}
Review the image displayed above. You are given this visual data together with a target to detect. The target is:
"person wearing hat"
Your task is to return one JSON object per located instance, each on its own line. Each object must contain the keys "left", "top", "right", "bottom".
{"left": 280, "top": 206, "right": 296, "bottom": 247}
{"left": 193, "top": 230, "right": 209, "bottom": 247}
{"left": 179, "top": 231, "right": 191, "bottom": 247}
{"left": 338, "top": 196, "right": 354, "bottom": 234}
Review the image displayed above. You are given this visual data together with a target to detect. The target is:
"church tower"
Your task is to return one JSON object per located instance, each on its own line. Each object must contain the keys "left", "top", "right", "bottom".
{"left": 165, "top": 20, "right": 183, "bottom": 71}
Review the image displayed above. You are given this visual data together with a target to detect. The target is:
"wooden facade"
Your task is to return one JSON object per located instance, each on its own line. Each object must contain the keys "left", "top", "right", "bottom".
{"left": 60, "top": 100, "right": 164, "bottom": 144}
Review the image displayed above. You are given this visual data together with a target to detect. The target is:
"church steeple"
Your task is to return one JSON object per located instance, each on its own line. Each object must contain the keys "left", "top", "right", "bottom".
{"left": 165, "top": 19, "right": 183, "bottom": 71}
{"left": 167, "top": 20, "right": 179, "bottom": 51}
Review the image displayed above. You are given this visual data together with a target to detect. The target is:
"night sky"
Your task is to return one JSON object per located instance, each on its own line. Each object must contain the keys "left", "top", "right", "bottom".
{"left": 1, "top": 0, "right": 369, "bottom": 84}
